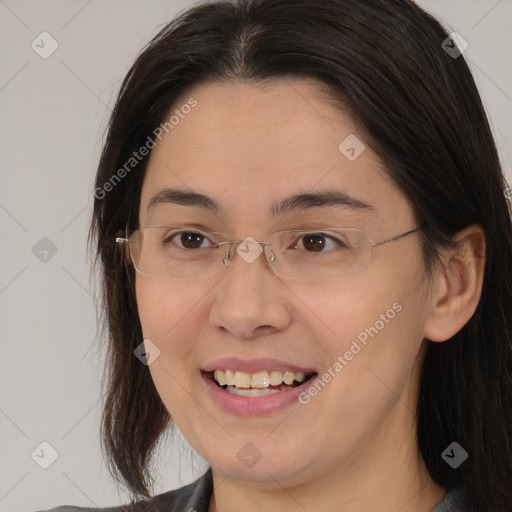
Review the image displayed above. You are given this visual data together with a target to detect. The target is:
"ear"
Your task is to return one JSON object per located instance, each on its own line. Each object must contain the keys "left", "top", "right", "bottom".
{"left": 423, "top": 224, "right": 486, "bottom": 343}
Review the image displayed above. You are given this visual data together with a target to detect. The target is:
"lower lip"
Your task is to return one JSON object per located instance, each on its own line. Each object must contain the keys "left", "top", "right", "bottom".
{"left": 201, "top": 372, "right": 316, "bottom": 416}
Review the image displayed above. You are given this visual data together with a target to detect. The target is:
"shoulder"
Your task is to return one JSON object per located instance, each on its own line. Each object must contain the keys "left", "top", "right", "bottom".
{"left": 32, "top": 468, "right": 213, "bottom": 512}
{"left": 32, "top": 507, "right": 120, "bottom": 512}
{"left": 430, "top": 487, "right": 466, "bottom": 512}
{"left": 32, "top": 504, "right": 123, "bottom": 512}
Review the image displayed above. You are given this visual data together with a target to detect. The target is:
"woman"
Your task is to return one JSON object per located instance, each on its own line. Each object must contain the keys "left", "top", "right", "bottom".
{"left": 39, "top": 0, "right": 512, "bottom": 510}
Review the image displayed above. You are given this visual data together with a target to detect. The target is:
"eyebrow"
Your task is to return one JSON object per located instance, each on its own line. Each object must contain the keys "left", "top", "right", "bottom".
{"left": 148, "top": 188, "right": 220, "bottom": 212}
{"left": 271, "top": 190, "right": 374, "bottom": 216}
{"left": 147, "top": 187, "right": 374, "bottom": 216}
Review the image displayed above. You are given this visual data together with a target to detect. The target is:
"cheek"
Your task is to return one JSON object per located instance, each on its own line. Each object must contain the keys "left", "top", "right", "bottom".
{"left": 135, "top": 279, "right": 202, "bottom": 383}
{"left": 306, "top": 266, "right": 427, "bottom": 397}
{"left": 135, "top": 279, "right": 204, "bottom": 418}
{"left": 297, "top": 273, "right": 407, "bottom": 354}
{"left": 317, "top": 294, "right": 411, "bottom": 385}
{"left": 298, "top": 296, "right": 425, "bottom": 456}
{"left": 135, "top": 278, "right": 204, "bottom": 339}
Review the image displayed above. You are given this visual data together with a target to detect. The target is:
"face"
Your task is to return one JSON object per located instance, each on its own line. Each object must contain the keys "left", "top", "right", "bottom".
{"left": 135, "top": 79, "right": 431, "bottom": 487}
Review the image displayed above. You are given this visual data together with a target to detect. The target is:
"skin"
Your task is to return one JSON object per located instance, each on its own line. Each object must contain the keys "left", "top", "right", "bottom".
{"left": 135, "top": 79, "right": 486, "bottom": 511}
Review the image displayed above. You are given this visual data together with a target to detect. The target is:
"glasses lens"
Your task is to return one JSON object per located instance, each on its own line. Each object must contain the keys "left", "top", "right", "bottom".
{"left": 127, "top": 227, "right": 372, "bottom": 280}
{"left": 267, "top": 228, "right": 372, "bottom": 280}
{"left": 128, "top": 226, "right": 227, "bottom": 279}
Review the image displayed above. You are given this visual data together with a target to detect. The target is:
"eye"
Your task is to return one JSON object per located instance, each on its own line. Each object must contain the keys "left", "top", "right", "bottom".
{"left": 294, "top": 232, "right": 349, "bottom": 253}
{"left": 164, "top": 230, "right": 215, "bottom": 250}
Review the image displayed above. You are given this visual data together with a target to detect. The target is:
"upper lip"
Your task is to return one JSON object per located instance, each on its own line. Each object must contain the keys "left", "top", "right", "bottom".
{"left": 202, "top": 358, "right": 316, "bottom": 374}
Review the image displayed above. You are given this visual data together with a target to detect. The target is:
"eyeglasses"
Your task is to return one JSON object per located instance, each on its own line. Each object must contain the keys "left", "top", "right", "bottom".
{"left": 115, "top": 225, "right": 423, "bottom": 281}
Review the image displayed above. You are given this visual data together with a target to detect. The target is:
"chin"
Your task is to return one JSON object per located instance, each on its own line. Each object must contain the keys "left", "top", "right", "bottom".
{"left": 201, "top": 438, "right": 318, "bottom": 486}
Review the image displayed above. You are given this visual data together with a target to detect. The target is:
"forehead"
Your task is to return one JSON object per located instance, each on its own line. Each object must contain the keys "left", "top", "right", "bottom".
{"left": 139, "top": 79, "right": 411, "bottom": 230}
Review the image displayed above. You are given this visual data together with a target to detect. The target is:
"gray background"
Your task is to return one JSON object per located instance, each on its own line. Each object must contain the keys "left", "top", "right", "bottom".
{"left": 1, "top": 1, "right": 510, "bottom": 510}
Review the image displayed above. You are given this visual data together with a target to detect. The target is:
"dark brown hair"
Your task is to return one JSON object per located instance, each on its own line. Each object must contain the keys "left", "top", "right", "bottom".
{"left": 90, "top": 0, "right": 512, "bottom": 509}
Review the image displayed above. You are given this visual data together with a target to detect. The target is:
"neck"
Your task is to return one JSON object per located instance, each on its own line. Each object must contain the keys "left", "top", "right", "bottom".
{"left": 207, "top": 395, "right": 446, "bottom": 512}
{"left": 209, "top": 439, "right": 445, "bottom": 512}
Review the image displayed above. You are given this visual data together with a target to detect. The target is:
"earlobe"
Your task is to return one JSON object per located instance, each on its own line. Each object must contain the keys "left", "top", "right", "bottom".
{"left": 423, "top": 225, "right": 486, "bottom": 343}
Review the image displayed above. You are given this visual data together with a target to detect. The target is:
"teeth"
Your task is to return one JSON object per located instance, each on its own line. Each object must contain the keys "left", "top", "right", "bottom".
{"left": 283, "top": 371, "right": 294, "bottom": 385}
{"left": 226, "top": 387, "right": 285, "bottom": 397}
{"left": 225, "top": 369, "right": 235, "bottom": 386}
{"left": 234, "top": 371, "right": 252, "bottom": 388}
{"left": 251, "top": 371, "right": 270, "bottom": 388}
{"left": 269, "top": 370, "right": 283, "bottom": 386}
{"left": 213, "top": 369, "right": 309, "bottom": 388}
{"left": 213, "top": 370, "right": 226, "bottom": 386}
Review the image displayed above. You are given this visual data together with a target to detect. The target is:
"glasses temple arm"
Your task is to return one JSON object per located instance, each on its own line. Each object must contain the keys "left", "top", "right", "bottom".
{"left": 372, "top": 226, "right": 424, "bottom": 247}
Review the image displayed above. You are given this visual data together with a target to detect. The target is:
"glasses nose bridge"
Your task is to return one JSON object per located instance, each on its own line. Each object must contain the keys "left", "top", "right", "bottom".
{"left": 221, "top": 237, "right": 275, "bottom": 270}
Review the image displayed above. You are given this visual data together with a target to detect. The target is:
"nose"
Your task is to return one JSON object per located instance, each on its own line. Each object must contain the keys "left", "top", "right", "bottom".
{"left": 208, "top": 239, "right": 292, "bottom": 340}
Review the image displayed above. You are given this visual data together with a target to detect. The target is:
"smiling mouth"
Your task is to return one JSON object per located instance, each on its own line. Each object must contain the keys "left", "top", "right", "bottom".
{"left": 206, "top": 369, "right": 317, "bottom": 397}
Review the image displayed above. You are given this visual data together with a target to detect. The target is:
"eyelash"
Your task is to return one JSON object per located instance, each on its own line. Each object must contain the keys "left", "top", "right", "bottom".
{"left": 164, "top": 230, "right": 347, "bottom": 252}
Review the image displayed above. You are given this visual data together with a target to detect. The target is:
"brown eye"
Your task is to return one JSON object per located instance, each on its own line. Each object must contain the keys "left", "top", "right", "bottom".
{"left": 164, "top": 231, "right": 210, "bottom": 250}
{"left": 295, "top": 232, "right": 348, "bottom": 253}
{"left": 180, "top": 232, "right": 206, "bottom": 249}
{"left": 301, "top": 234, "right": 327, "bottom": 252}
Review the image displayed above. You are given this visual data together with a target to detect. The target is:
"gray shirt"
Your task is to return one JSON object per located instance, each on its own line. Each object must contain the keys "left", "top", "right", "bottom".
{"left": 34, "top": 468, "right": 465, "bottom": 512}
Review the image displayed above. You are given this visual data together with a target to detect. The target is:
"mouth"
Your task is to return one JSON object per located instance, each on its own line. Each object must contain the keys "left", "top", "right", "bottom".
{"left": 204, "top": 369, "right": 318, "bottom": 397}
